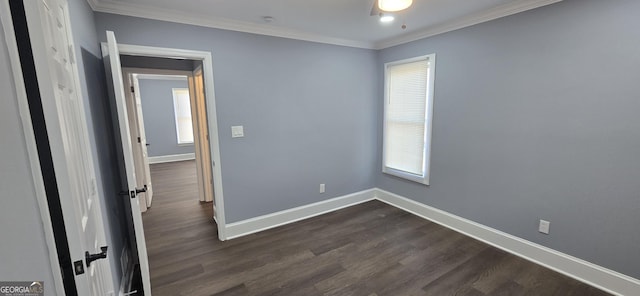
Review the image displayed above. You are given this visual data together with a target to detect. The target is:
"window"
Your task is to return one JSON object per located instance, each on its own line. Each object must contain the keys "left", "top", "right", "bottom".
{"left": 172, "top": 88, "right": 194, "bottom": 144}
{"left": 383, "top": 54, "right": 436, "bottom": 185}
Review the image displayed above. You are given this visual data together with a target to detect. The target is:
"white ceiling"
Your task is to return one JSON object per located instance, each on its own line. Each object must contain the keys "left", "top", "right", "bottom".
{"left": 88, "top": 0, "right": 561, "bottom": 49}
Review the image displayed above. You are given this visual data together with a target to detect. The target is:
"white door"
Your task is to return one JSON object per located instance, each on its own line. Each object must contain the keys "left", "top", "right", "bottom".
{"left": 23, "top": 0, "right": 114, "bottom": 294}
{"left": 132, "top": 76, "right": 154, "bottom": 208}
{"left": 122, "top": 72, "right": 154, "bottom": 211}
{"left": 102, "top": 31, "right": 152, "bottom": 295}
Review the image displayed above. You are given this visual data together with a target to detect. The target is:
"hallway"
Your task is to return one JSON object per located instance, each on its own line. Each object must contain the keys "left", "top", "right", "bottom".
{"left": 143, "top": 160, "right": 217, "bottom": 293}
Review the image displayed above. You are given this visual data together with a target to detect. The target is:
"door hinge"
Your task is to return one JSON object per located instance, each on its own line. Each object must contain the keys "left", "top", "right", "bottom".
{"left": 137, "top": 137, "right": 141, "bottom": 143}
{"left": 130, "top": 86, "right": 135, "bottom": 93}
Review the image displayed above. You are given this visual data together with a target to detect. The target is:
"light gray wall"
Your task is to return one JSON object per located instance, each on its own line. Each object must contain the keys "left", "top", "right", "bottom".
{"left": 138, "top": 78, "right": 195, "bottom": 157}
{"left": 377, "top": 0, "right": 640, "bottom": 279}
{"left": 94, "top": 13, "right": 379, "bottom": 223}
{"left": 68, "top": 0, "right": 128, "bottom": 291}
{"left": 0, "top": 16, "right": 56, "bottom": 296}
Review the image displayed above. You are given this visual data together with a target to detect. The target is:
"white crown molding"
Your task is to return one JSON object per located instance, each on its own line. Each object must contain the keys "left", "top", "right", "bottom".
{"left": 88, "top": 0, "right": 561, "bottom": 50}
{"left": 373, "top": 0, "right": 562, "bottom": 49}
{"left": 87, "top": 0, "right": 375, "bottom": 49}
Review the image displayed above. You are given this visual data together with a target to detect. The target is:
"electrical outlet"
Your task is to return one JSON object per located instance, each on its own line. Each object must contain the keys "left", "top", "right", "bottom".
{"left": 538, "top": 219, "right": 550, "bottom": 234}
{"left": 319, "top": 183, "right": 325, "bottom": 193}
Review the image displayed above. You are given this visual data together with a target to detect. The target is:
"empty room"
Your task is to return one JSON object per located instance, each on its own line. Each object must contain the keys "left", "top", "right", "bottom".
{"left": 1, "top": 0, "right": 639, "bottom": 295}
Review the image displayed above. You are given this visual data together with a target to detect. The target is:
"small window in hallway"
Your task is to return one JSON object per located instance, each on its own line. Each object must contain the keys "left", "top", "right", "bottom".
{"left": 172, "top": 88, "right": 194, "bottom": 144}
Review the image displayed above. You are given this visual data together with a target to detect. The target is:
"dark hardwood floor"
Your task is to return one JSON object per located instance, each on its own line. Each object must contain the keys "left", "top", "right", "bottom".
{"left": 143, "top": 160, "right": 610, "bottom": 296}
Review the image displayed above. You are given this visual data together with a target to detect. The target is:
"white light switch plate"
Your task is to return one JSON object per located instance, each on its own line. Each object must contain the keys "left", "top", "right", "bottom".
{"left": 538, "top": 219, "right": 550, "bottom": 234}
{"left": 231, "top": 125, "right": 244, "bottom": 138}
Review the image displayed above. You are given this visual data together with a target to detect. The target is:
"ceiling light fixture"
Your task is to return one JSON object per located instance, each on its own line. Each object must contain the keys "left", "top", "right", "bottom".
{"left": 378, "top": 0, "right": 413, "bottom": 12}
{"left": 380, "top": 15, "right": 395, "bottom": 23}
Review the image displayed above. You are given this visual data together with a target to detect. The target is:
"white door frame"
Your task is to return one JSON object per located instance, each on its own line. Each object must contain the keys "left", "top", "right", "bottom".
{"left": 0, "top": 3, "right": 65, "bottom": 295}
{"left": 122, "top": 67, "right": 215, "bottom": 212}
{"left": 188, "top": 66, "right": 215, "bottom": 203}
{"left": 113, "top": 43, "right": 227, "bottom": 240}
{"left": 129, "top": 69, "right": 216, "bottom": 205}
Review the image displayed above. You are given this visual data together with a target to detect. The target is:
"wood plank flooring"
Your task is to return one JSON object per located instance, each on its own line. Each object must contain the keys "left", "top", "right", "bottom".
{"left": 143, "top": 160, "right": 610, "bottom": 296}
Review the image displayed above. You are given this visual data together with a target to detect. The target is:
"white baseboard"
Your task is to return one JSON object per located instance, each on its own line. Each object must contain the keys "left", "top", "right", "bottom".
{"left": 148, "top": 153, "right": 195, "bottom": 164}
{"left": 224, "top": 189, "right": 376, "bottom": 240}
{"left": 374, "top": 188, "right": 640, "bottom": 296}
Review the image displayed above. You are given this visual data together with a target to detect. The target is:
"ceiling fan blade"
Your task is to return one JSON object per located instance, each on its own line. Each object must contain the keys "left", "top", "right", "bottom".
{"left": 370, "top": 0, "right": 382, "bottom": 16}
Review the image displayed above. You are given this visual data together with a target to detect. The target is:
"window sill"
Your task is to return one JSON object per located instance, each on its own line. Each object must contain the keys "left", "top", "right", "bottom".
{"left": 383, "top": 167, "right": 430, "bottom": 185}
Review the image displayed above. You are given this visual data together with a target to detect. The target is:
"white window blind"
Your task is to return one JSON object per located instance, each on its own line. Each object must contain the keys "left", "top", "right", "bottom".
{"left": 383, "top": 55, "right": 435, "bottom": 185}
{"left": 172, "top": 88, "right": 194, "bottom": 144}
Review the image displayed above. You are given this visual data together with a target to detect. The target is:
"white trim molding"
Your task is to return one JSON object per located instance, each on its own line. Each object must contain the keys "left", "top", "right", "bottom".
{"left": 374, "top": 188, "right": 640, "bottom": 296}
{"left": 105, "top": 42, "right": 226, "bottom": 240}
{"left": 134, "top": 74, "right": 188, "bottom": 81}
{"left": 111, "top": 42, "right": 226, "bottom": 239}
{"left": 87, "top": 0, "right": 373, "bottom": 49}
{"left": 87, "top": 0, "right": 561, "bottom": 50}
{"left": 224, "top": 189, "right": 376, "bottom": 240}
{"left": 374, "top": 0, "right": 562, "bottom": 49}
{"left": 148, "top": 153, "right": 195, "bottom": 164}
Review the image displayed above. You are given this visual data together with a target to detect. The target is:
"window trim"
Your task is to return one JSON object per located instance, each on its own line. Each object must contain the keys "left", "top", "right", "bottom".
{"left": 382, "top": 54, "right": 436, "bottom": 185}
{"left": 171, "top": 87, "right": 194, "bottom": 145}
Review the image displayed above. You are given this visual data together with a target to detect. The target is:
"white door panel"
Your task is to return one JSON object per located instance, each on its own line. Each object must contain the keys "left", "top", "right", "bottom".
{"left": 135, "top": 81, "right": 154, "bottom": 207}
{"left": 102, "top": 31, "right": 152, "bottom": 296}
{"left": 24, "top": 0, "right": 113, "bottom": 294}
{"left": 124, "top": 72, "right": 154, "bottom": 209}
{"left": 122, "top": 73, "right": 149, "bottom": 212}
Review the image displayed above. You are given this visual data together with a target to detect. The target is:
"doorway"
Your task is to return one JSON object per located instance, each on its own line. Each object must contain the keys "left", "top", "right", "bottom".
{"left": 120, "top": 66, "right": 215, "bottom": 213}
{"left": 102, "top": 35, "right": 227, "bottom": 295}
{"left": 105, "top": 42, "right": 227, "bottom": 238}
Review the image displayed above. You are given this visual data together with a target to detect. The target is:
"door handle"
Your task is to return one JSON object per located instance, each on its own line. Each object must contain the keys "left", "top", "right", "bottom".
{"left": 119, "top": 185, "right": 147, "bottom": 198}
{"left": 85, "top": 246, "right": 108, "bottom": 267}
{"left": 136, "top": 185, "right": 147, "bottom": 194}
